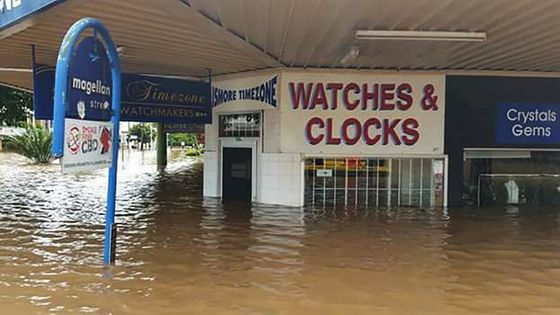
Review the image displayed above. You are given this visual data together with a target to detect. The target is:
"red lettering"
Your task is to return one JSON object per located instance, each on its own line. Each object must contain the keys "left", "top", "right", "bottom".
{"left": 289, "top": 82, "right": 313, "bottom": 109}
{"left": 325, "top": 118, "right": 341, "bottom": 145}
{"left": 326, "top": 83, "right": 343, "bottom": 110}
{"left": 362, "top": 118, "right": 381, "bottom": 145}
{"left": 379, "top": 83, "right": 395, "bottom": 110}
{"left": 343, "top": 83, "right": 360, "bottom": 110}
{"left": 396, "top": 83, "right": 413, "bottom": 110}
{"left": 311, "top": 83, "right": 329, "bottom": 110}
{"left": 401, "top": 118, "right": 419, "bottom": 145}
{"left": 305, "top": 117, "right": 324, "bottom": 145}
{"left": 382, "top": 119, "right": 401, "bottom": 145}
{"left": 362, "top": 83, "right": 378, "bottom": 110}
{"left": 341, "top": 118, "right": 362, "bottom": 145}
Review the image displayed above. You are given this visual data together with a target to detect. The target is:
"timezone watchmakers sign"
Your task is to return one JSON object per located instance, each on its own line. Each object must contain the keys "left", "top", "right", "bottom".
{"left": 281, "top": 72, "right": 445, "bottom": 155}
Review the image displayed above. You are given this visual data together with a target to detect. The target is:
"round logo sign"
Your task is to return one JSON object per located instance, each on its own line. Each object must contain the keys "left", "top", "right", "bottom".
{"left": 77, "top": 101, "right": 86, "bottom": 119}
{"left": 66, "top": 126, "right": 81, "bottom": 155}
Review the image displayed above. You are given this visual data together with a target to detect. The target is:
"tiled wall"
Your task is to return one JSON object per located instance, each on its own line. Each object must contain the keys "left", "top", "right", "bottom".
{"left": 257, "top": 153, "right": 304, "bottom": 207}
{"left": 203, "top": 151, "right": 219, "bottom": 197}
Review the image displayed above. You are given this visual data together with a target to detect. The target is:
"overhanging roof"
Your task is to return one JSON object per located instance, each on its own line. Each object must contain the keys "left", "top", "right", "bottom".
{"left": 3, "top": 0, "right": 560, "bottom": 90}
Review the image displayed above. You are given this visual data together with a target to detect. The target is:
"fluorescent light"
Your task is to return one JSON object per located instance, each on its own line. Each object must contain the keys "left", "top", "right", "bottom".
{"left": 356, "top": 30, "right": 487, "bottom": 42}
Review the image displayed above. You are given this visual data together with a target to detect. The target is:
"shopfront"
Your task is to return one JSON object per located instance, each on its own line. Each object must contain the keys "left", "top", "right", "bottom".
{"left": 446, "top": 76, "right": 560, "bottom": 207}
{"left": 205, "top": 70, "right": 447, "bottom": 207}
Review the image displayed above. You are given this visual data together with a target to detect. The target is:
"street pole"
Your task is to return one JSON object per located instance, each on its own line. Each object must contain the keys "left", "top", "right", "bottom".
{"left": 157, "top": 123, "right": 167, "bottom": 169}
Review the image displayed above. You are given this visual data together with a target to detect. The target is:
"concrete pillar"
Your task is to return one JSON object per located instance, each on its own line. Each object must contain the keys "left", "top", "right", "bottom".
{"left": 156, "top": 123, "right": 167, "bottom": 168}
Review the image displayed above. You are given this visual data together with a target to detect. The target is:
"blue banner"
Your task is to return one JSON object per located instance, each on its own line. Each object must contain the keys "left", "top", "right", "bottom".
{"left": 212, "top": 75, "right": 277, "bottom": 107}
{"left": 66, "top": 37, "right": 112, "bottom": 121}
{"left": 33, "top": 71, "right": 211, "bottom": 124}
{"left": 496, "top": 103, "right": 560, "bottom": 144}
{"left": 32, "top": 64, "right": 54, "bottom": 120}
{"left": 122, "top": 74, "right": 210, "bottom": 123}
{"left": 0, "top": 0, "right": 64, "bottom": 31}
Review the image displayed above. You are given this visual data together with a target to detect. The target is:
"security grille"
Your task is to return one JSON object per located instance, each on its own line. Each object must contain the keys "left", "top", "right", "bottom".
{"left": 304, "top": 157, "right": 444, "bottom": 208}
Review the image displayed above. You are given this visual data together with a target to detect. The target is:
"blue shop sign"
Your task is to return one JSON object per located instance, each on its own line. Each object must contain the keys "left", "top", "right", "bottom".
{"left": 121, "top": 74, "right": 211, "bottom": 123}
{"left": 212, "top": 75, "right": 277, "bottom": 107}
{"left": 66, "top": 37, "right": 112, "bottom": 121}
{"left": 496, "top": 103, "right": 560, "bottom": 144}
{"left": 0, "top": 0, "right": 64, "bottom": 31}
{"left": 33, "top": 64, "right": 54, "bottom": 120}
{"left": 33, "top": 70, "right": 211, "bottom": 123}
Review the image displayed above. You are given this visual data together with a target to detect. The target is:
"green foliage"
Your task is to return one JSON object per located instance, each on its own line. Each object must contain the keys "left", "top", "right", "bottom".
{"left": 129, "top": 123, "right": 155, "bottom": 149}
{"left": 168, "top": 133, "right": 197, "bottom": 147}
{"left": 185, "top": 147, "right": 202, "bottom": 157}
{"left": 0, "top": 86, "right": 33, "bottom": 127}
{"left": 5, "top": 125, "right": 53, "bottom": 164}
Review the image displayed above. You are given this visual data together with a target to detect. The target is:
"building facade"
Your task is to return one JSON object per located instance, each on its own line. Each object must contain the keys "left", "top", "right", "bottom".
{"left": 205, "top": 69, "right": 447, "bottom": 207}
{"left": 446, "top": 76, "right": 560, "bottom": 207}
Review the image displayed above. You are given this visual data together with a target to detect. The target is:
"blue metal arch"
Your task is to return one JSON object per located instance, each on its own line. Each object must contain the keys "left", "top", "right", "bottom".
{"left": 52, "top": 17, "right": 121, "bottom": 266}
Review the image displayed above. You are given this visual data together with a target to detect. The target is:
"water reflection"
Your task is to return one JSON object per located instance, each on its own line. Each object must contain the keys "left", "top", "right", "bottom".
{"left": 1, "top": 151, "right": 560, "bottom": 313}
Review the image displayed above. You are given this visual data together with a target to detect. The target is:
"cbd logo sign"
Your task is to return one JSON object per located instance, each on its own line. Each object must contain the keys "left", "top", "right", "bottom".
{"left": 0, "top": 0, "right": 22, "bottom": 13}
{"left": 82, "top": 139, "right": 99, "bottom": 153}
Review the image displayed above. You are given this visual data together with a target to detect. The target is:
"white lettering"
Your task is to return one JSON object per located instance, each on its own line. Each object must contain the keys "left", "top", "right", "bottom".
{"left": 506, "top": 109, "right": 517, "bottom": 121}
{"left": 0, "top": 0, "right": 21, "bottom": 13}
{"left": 512, "top": 124, "right": 523, "bottom": 136}
{"left": 72, "top": 77, "right": 111, "bottom": 96}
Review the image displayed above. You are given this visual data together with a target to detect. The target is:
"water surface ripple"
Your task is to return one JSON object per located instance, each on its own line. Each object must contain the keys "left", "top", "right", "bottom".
{"left": 1, "top": 151, "right": 560, "bottom": 314}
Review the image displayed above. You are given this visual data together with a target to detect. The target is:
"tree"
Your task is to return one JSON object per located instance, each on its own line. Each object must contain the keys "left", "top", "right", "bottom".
{"left": 129, "top": 123, "right": 155, "bottom": 150}
{"left": 5, "top": 125, "right": 53, "bottom": 164}
{"left": 168, "top": 133, "right": 198, "bottom": 147}
{"left": 0, "top": 86, "right": 33, "bottom": 127}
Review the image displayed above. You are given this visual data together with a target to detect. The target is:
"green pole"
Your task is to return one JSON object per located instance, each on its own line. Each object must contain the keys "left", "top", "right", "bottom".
{"left": 156, "top": 123, "right": 167, "bottom": 168}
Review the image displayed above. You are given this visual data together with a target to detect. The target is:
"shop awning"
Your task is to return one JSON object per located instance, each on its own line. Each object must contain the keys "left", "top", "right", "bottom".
{"left": 3, "top": 0, "right": 560, "bottom": 90}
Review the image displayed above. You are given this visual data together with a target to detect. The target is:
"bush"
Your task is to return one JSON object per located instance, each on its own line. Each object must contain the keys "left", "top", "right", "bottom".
{"left": 185, "top": 147, "right": 202, "bottom": 157}
{"left": 5, "top": 125, "right": 53, "bottom": 164}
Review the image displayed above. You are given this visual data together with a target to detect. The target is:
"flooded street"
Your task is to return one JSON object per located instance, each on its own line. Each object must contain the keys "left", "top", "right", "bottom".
{"left": 1, "top": 151, "right": 560, "bottom": 314}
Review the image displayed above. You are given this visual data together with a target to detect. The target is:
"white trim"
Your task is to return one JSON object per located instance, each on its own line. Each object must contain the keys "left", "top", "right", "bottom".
{"left": 443, "top": 155, "right": 449, "bottom": 208}
{"left": 303, "top": 153, "right": 447, "bottom": 159}
{"left": 464, "top": 147, "right": 560, "bottom": 152}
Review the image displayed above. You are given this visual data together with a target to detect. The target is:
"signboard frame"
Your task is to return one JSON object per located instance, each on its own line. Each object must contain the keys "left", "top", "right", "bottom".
{"left": 52, "top": 17, "right": 121, "bottom": 266}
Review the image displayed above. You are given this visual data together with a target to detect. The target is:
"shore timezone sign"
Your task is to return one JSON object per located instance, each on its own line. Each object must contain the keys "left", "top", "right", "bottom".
{"left": 52, "top": 18, "right": 121, "bottom": 266}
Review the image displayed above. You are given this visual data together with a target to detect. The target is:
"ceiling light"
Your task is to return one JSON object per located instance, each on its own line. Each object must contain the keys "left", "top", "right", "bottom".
{"left": 355, "top": 30, "right": 487, "bottom": 42}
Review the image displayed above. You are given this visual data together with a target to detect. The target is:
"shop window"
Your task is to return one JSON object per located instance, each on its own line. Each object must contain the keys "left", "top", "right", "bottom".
{"left": 304, "top": 157, "right": 445, "bottom": 208}
{"left": 219, "top": 113, "right": 260, "bottom": 138}
{"left": 463, "top": 149, "right": 560, "bottom": 206}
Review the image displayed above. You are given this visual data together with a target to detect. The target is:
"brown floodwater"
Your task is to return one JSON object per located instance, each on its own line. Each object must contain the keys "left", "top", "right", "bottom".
{"left": 1, "top": 150, "right": 560, "bottom": 314}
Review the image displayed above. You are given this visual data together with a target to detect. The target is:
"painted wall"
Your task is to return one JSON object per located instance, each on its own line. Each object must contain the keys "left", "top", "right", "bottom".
{"left": 205, "top": 70, "right": 447, "bottom": 207}
{"left": 204, "top": 71, "right": 304, "bottom": 206}
{"left": 279, "top": 71, "right": 446, "bottom": 156}
{"left": 445, "top": 75, "right": 560, "bottom": 206}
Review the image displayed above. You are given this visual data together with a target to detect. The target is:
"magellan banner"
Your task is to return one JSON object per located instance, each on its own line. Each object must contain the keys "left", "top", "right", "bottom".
{"left": 280, "top": 72, "right": 445, "bottom": 155}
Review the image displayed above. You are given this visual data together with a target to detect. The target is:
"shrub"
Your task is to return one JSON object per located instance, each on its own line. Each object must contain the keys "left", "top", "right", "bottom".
{"left": 5, "top": 125, "right": 53, "bottom": 164}
{"left": 185, "top": 147, "right": 202, "bottom": 157}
